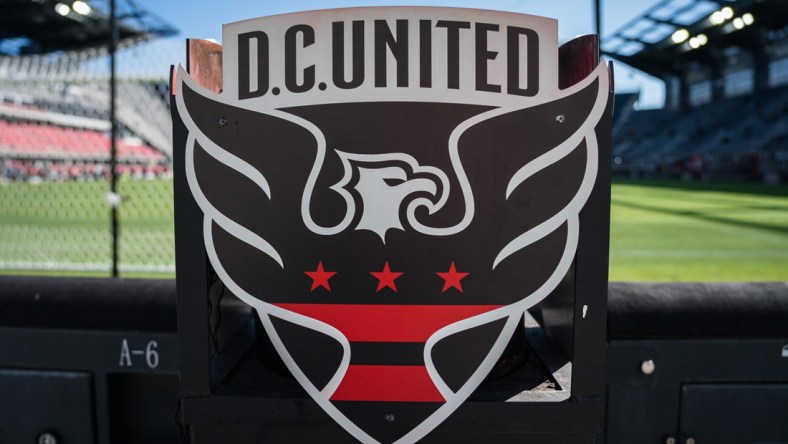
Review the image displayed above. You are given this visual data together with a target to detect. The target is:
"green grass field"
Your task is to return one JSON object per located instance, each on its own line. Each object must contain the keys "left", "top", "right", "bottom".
{"left": 609, "top": 180, "right": 787, "bottom": 281}
{"left": 1, "top": 178, "right": 786, "bottom": 281}
{"left": 0, "top": 178, "right": 174, "bottom": 276}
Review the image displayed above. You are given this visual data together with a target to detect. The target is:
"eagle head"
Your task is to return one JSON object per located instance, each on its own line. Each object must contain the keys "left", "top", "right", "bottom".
{"left": 332, "top": 150, "right": 447, "bottom": 243}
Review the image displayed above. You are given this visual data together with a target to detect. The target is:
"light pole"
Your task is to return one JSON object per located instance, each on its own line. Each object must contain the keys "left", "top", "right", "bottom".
{"left": 109, "top": 0, "right": 119, "bottom": 277}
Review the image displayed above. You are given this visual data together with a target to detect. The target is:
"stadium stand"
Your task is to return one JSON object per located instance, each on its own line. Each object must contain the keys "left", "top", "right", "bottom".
{"left": 0, "top": 78, "right": 172, "bottom": 158}
{"left": 0, "top": 0, "right": 175, "bottom": 183}
{"left": 0, "top": 92, "right": 170, "bottom": 181}
{"left": 0, "top": 121, "right": 164, "bottom": 178}
{"left": 605, "top": 0, "right": 788, "bottom": 182}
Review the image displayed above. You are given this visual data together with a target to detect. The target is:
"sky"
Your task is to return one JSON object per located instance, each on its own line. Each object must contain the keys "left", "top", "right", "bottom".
{"left": 133, "top": 0, "right": 666, "bottom": 108}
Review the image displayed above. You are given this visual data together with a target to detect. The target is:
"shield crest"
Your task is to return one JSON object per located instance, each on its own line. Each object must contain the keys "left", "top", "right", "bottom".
{"left": 174, "top": 8, "right": 611, "bottom": 443}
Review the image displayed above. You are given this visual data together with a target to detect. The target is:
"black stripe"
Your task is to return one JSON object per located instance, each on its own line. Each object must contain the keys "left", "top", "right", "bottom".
{"left": 350, "top": 342, "right": 424, "bottom": 366}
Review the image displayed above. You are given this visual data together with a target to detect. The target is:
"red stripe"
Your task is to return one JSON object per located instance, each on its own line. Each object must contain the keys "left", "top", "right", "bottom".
{"left": 330, "top": 365, "right": 444, "bottom": 402}
{"left": 274, "top": 304, "right": 500, "bottom": 342}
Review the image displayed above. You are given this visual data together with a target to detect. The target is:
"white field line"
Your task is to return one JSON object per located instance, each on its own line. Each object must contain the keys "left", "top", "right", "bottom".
{"left": 0, "top": 261, "right": 174, "bottom": 273}
{"left": 610, "top": 250, "right": 788, "bottom": 258}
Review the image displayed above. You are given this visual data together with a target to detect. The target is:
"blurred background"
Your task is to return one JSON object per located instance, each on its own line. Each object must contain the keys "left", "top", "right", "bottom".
{"left": 0, "top": 0, "right": 786, "bottom": 281}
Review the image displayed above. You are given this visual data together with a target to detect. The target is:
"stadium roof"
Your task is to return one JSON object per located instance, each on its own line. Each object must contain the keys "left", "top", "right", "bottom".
{"left": 0, "top": 0, "right": 178, "bottom": 55}
{"left": 603, "top": 0, "right": 788, "bottom": 78}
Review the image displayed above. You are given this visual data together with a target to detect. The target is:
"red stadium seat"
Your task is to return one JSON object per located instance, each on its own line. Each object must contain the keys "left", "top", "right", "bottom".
{"left": 0, "top": 120, "right": 165, "bottom": 162}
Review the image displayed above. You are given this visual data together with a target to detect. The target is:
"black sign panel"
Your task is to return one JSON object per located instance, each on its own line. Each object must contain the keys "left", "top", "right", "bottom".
{"left": 174, "top": 7, "right": 611, "bottom": 444}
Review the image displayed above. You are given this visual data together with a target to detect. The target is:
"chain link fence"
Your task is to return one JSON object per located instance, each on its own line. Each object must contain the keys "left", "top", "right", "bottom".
{"left": 0, "top": 38, "right": 182, "bottom": 276}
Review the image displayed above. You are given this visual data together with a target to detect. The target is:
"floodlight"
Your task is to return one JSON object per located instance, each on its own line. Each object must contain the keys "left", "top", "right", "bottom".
{"left": 721, "top": 6, "right": 734, "bottom": 20}
{"left": 689, "top": 37, "right": 700, "bottom": 49}
{"left": 710, "top": 11, "right": 725, "bottom": 25}
{"left": 733, "top": 17, "right": 745, "bottom": 30}
{"left": 72, "top": 1, "right": 91, "bottom": 15}
{"left": 697, "top": 34, "right": 708, "bottom": 46}
{"left": 55, "top": 3, "right": 70, "bottom": 16}
{"left": 742, "top": 13, "right": 754, "bottom": 26}
{"left": 671, "top": 29, "right": 690, "bottom": 44}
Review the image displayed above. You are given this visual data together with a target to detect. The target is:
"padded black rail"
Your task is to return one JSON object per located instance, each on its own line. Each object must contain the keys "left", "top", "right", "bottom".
{"left": 608, "top": 281, "right": 788, "bottom": 339}
{"left": 0, "top": 275, "right": 177, "bottom": 332}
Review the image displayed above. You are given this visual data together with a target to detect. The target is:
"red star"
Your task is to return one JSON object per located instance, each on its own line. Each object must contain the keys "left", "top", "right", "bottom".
{"left": 436, "top": 262, "right": 469, "bottom": 292}
{"left": 305, "top": 261, "right": 336, "bottom": 291}
{"left": 370, "top": 262, "right": 403, "bottom": 292}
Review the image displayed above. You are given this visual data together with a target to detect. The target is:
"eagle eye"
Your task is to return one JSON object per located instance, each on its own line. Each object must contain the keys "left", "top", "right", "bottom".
{"left": 383, "top": 178, "right": 406, "bottom": 187}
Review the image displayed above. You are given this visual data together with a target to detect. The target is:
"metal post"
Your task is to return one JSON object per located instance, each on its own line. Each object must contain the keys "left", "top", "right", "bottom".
{"left": 110, "top": 0, "right": 119, "bottom": 277}
{"left": 594, "top": 0, "right": 602, "bottom": 41}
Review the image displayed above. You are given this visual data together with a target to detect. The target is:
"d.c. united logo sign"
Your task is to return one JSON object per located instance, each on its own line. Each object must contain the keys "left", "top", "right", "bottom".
{"left": 174, "top": 7, "right": 611, "bottom": 444}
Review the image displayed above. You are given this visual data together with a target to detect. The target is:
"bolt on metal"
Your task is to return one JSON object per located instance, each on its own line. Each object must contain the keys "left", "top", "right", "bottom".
{"left": 38, "top": 433, "right": 57, "bottom": 444}
{"left": 686, "top": 438, "right": 696, "bottom": 444}
{"left": 555, "top": 114, "right": 565, "bottom": 123}
{"left": 218, "top": 117, "right": 228, "bottom": 126}
{"left": 665, "top": 437, "right": 676, "bottom": 444}
{"left": 641, "top": 359, "right": 656, "bottom": 375}
{"left": 384, "top": 413, "right": 395, "bottom": 422}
